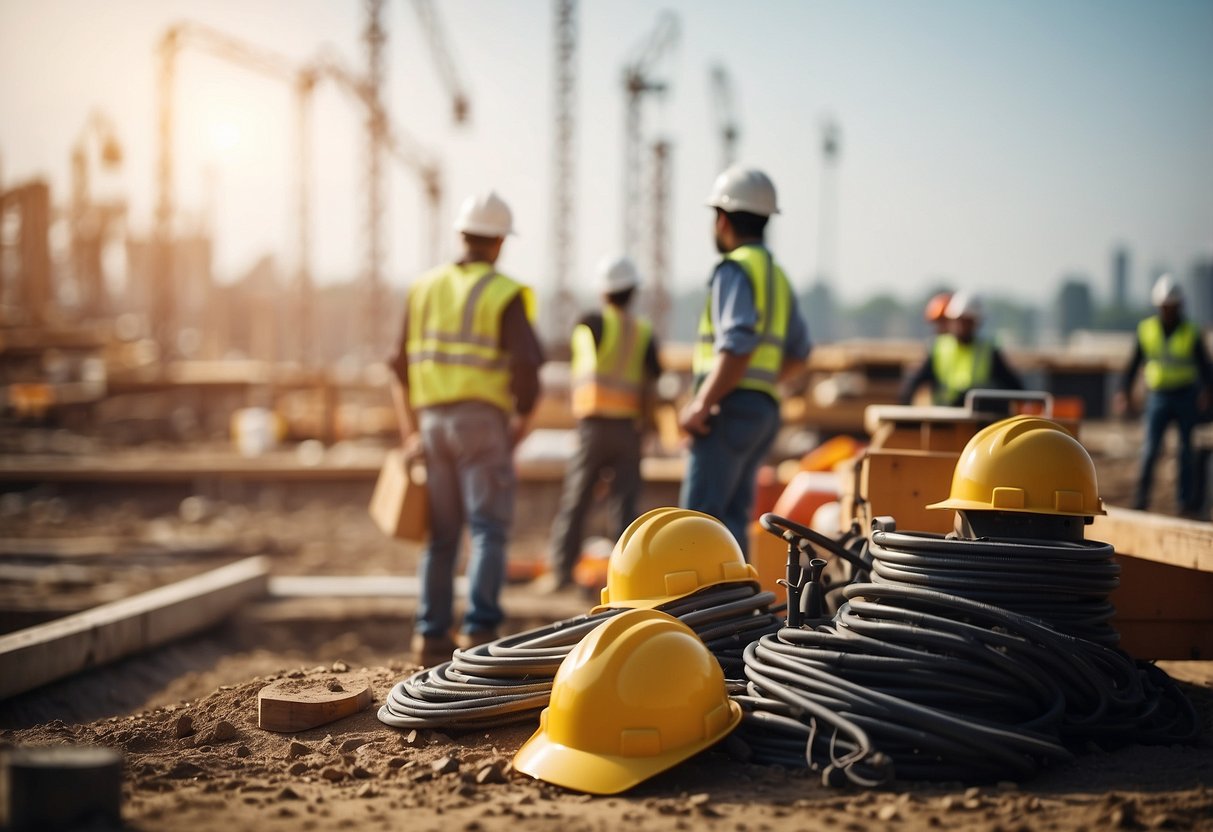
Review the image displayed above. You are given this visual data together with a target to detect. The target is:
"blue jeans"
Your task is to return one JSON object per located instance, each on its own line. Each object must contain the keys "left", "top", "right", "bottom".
{"left": 1134, "top": 385, "right": 1200, "bottom": 512}
{"left": 679, "top": 389, "right": 781, "bottom": 557}
{"left": 417, "top": 401, "right": 515, "bottom": 636}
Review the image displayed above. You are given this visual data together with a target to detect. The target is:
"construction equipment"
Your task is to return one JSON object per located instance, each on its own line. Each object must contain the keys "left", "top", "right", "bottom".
{"left": 70, "top": 111, "right": 125, "bottom": 319}
{"left": 709, "top": 63, "right": 740, "bottom": 170}
{"left": 620, "top": 10, "right": 678, "bottom": 259}
{"left": 154, "top": 5, "right": 469, "bottom": 363}
{"left": 549, "top": 0, "right": 578, "bottom": 342}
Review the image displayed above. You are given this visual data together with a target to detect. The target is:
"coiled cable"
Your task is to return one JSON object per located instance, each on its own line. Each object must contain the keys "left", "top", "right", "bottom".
{"left": 378, "top": 583, "right": 781, "bottom": 730}
{"left": 867, "top": 527, "right": 1121, "bottom": 645}
{"left": 736, "top": 579, "right": 1200, "bottom": 785}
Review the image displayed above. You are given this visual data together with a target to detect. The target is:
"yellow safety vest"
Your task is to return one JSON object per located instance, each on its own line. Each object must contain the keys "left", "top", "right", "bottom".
{"left": 405, "top": 262, "right": 532, "bottom": 413}
{"left": 1139, "top": 316, "right": 1199, "bottom": 391}
{"left": 570, "top": 305, "right": 651, "bottom": 419}
{"left": 692, "top": 244, "right": 792, "bottom": 400}
{"left": 931, "top": 335, "right": 993, "bottom": 405}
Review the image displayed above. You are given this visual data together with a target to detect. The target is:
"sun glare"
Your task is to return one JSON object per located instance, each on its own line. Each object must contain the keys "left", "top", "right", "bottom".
{"left": 208, "top": 120, "right": 240, "bottom": 153}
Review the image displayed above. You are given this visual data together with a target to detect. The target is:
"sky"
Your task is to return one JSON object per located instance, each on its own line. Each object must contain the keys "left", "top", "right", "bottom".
{"left": 2, "top": 0, "right": 1211, "bottom": 314}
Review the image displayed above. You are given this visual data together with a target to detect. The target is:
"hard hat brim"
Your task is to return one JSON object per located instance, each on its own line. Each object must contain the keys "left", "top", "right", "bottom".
{"left": 512, "top": 699, "right": 742, "bottom": 795}
{"left": 590, "top": 574, "right": 760, "bottom": 615}
{"left": 704, "top": 197, "right": 780, "bottom": 215}
{"left": 926, "top": 497, "right": 1106, "bottom": 517}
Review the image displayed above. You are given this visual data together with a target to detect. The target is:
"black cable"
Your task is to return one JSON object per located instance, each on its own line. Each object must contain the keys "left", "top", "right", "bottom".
{"left": 735, "top": 580, "right": 1200, "bottom": 785}
{"left": 378, "top": 584, "right": 782, "bottom": 729}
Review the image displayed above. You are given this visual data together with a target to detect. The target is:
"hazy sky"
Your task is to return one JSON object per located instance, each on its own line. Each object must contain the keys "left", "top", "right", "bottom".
{"left": 2, "top": 0, "right": 1211, "bottom": 311}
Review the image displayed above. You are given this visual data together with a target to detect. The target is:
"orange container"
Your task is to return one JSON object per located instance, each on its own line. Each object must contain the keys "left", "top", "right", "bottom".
{"left": 771, "top": 471, "right": 840, "bottom": 526}
{"left": 800, "top": 435, "right": 864, "bottom": 473}
{"left": 751, "top": 464, "right": 782, "bottom": 520}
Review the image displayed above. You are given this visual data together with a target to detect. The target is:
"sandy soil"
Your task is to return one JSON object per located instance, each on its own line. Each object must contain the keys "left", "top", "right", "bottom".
{"left": 2, "top": 422, "right": 1212, "bottom": 831}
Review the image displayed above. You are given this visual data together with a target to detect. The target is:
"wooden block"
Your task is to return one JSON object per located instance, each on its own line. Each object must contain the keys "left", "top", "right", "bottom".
{"left": 0, "top": 557, "right": 269, "bottom": 700}
{"left": 860, "top": 449, "right": 958, "bottom": 535}
{"left": 258, "top": 676, "right": 373, "bottom": 732}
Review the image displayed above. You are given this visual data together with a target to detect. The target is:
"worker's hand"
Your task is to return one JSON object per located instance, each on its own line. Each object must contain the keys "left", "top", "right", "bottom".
{"left": 401, "top": 433, "right": 424, "bottom": 463}
{"left": 1112, "top": 391, "right": 1130, "bottom": 419}
{"left": 679, "top": 399, "right": 717, "bottom": 437}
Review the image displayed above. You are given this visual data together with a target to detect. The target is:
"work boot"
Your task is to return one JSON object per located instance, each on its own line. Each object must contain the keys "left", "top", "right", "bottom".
{"left": 455, "top": 629, "right": 499, "bottom": 651}
{"left": 410, "top": 632, "right": 455, "bottom": 668}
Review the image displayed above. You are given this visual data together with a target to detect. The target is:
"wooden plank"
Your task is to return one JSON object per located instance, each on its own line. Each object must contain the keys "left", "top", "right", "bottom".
{"left": 0, "top": 450, "right": 687, "bottom": 485}
{"left": 1090, "top": 507, "right": 1213, "bottom": 573}
{"left": 859, "top": 449, "right": 958, "bottom": 535}
{"left": 0, "top": 557, "right": 269, "bottom": 699}
{"left": 1114, "top": 621, "right": 1213, "bottom": 661}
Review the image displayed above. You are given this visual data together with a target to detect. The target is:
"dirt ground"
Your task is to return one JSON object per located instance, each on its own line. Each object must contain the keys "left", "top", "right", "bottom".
{"left": 1, "top": 421, "right": 1212, "bottom": 831}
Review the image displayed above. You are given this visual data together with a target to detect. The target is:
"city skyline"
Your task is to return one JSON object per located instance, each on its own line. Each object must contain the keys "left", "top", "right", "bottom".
{"left": 2, "top": 0, "right": 1211, "bottom": 313}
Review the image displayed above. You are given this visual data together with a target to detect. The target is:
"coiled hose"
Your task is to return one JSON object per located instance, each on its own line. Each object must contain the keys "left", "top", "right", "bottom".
{"left": 737, "top": 582, "right": 1200, "bottom": 786}
{"left": 867, "top": 525, "right": 1121, "bottom": 645}
{"left": 378, "top": 583, "right": 781, "bottom": 730}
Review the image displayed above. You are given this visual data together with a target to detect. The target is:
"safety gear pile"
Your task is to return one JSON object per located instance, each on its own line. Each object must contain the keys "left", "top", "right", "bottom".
{"left": 378, "top": 509, "right": 780, "bottom": 731}
{"left": 734, "top": 417, "right": 1199, "bottom": 786}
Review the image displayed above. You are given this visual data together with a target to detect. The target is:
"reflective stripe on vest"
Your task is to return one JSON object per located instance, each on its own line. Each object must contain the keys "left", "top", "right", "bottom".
{"left": 1139, "top": 316, "right": 1199, "bottom": 391}
{"left": 570, "top": 305, "right": 652, "bottom": 419}
{"left": 931, "top": 335, "right": 993, "bottom": 405}
{"left": 405, "top": 263, "right": 526, "bottom": 412}
{"left": 692, "top": 245, "right": 791, "bottom": 399}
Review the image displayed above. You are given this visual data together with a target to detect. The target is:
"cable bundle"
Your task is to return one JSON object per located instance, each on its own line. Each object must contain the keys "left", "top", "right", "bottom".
{"left": 378, "top": 584, "right": 781, "bottom": 730}
{"left": 867, "top": 528, "right": 1122, "bottom": 645}
{"left": 736, "top": 581, "right": 1200, "bottom": 786}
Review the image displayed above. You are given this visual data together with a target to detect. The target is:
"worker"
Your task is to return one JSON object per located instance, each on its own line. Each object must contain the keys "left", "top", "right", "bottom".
{"left": 899, "top": 291, "right": 1023, "bottom": 406}
{"left": 679, "top": 165, "right": 811, "bottom": 556}
{"left": 537, "top": 255, "right": 662, "bottom": 593}
{"left": 1114, "top": 274, "right": 1213, "bottom": 516}
{"left": 388, "top": 191, "right": 545, "bottom": 667}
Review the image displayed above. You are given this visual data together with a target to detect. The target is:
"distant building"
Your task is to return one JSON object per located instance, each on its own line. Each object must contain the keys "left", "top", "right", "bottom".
{"left": 1190, "top": 257, "right": 1213, "bottom": 327}
{"left": 1057, "top": 276, "right": 1094, "bottom": 341}
{"left": 1111, "top": 245, "right": 1130, "bottom": 309}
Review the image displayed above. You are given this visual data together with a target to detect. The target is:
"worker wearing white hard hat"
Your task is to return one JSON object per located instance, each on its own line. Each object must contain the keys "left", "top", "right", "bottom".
{"left": 535, "top": 256, "right": 663, "bottom": 593}
{"left": 1115, "top": 273, "right": 1213, "bottom": 516}
{"left": 681, "top": 165, "right": 811, "bottom": 554}
{"left": 900, "top": 290, "right": 1023, "bottom": 406}
{"left": 388, "top": 190, "right": 545, "bottom": 666}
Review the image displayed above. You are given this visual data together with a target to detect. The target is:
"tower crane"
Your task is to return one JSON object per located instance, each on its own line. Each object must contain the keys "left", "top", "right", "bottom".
{"left": 708, "top": 63, "right": 740, "bottom": 171}
{"left": 621, "top": 11, "right": 678, "bottom": 258}
{"left": 71, "top": 110, "right": 125, "bottom": 319}
{"left": 154, "top": 21, "right": 299, "bottom": 359}
{"left": 409, "top": 0, "right": 471, "bottom": 126}
{"left": 549, "top": 0, "right": 577, "bottom": 344}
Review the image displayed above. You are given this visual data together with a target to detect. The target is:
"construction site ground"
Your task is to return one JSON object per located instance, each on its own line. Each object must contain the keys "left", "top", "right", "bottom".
{"left": 1, "top": 419, "right": 1212, "bottom": 831}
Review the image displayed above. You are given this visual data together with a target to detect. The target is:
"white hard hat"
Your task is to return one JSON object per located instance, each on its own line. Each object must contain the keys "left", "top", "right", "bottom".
{"left": 945, "top": 291, "right": 983, "bottom": 320}
{"left": 598, "top": 255, "right": 641, "bottom": 294}
{"left": 1151, "top": 273, "right": 1183, "bottom": 307}
{"left": 705, "top": 165, "right": 779, "bottom": 217}
{"left": 453, "top": 191, "right": 515, "bottom": 238}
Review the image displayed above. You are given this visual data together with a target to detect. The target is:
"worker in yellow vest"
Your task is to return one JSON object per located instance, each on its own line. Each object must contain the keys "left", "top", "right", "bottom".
{"left": 1114, "top": 274, "right": 1213, "bottom": 516}
{"left": 680, "top": 166, "right": 811, "bottom": 555}
{"left": 388, "top": 191, "right": 545, "bottom": 667}
{"left": 899, "top": 292, "right": 1023, "bottom": 406}
{"left": 536, "top": 256, "right": 662, "bottom": 593}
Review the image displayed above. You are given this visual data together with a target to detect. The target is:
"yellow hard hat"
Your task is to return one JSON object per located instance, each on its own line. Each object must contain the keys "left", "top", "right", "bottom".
{"left": 927, "top": 415, "right": 1105, "bottom": 517}
{"left": 594, "top": 507, "right": 759, "bottom": 611}
{"left": 512, "top": 608, "right": 742, "bottom": 794}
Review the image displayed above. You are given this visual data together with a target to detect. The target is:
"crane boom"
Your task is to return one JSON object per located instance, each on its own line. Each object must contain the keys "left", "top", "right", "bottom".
{"left": 709, "top": 63, "right": 739, "bottom": 170}
{"left": 621, "top": 10, "right": 679, "bottom": 257}
{"left": 410, "top": 0, "right": 471, "bottom": 124}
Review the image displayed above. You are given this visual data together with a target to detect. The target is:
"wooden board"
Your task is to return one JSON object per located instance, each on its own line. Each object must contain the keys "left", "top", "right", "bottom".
{"left": 1091, "top": 506, "right": 1213, "bottom": 573}
{"left": 258, "top": 676, "right": 373, "bottom": 732}
{"left": 0, "top": 557, "right": 269, "bottom": 700}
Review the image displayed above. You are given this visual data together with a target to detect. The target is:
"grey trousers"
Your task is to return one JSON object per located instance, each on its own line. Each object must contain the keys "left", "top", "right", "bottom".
{"left": 548, "top": 417, "right": 643, "bottom": 580}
